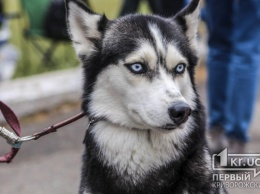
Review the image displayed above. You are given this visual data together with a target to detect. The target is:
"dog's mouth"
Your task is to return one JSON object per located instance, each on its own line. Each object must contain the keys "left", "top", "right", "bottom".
{"left": 157, "top": 122, "right": 186, "bottom": 131}
{"left": 128, "top": 106, "right": 191, "bottom": 131}
{"left": 153, "top": 112, "right": 192, "bottom": 131}
{"left": 161, "top": 123, "right": 178, "bottom": 130}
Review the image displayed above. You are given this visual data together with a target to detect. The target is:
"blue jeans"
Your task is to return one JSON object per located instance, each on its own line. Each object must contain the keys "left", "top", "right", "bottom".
{"left": 205, "top": 0, "right": 260, "bottom": 142}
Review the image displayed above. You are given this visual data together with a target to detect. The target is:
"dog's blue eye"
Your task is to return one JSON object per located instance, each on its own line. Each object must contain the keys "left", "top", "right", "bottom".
{"left": 175, "top": 63, "right": 186, "bottom": 74}
{"left": 126, "top": 63, "right": 147, "bottom": 74}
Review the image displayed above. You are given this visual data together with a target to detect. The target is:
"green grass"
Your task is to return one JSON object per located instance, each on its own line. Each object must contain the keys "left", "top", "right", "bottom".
{"left": 3, "top": 0, "right": 151, "bottom": 78}
{"left": 89, "top": 0, "right": 151, "bottom": 19}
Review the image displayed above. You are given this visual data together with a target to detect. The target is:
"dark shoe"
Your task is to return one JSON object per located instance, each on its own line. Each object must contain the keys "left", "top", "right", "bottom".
{"left": 228, "top": 139, "right": 247, "bottom": 154}
{"left": 225, "top": 140, "right": 258, "bottom": 169}
{"left": 207, "top": 126, "right": 228, "bottom": 155}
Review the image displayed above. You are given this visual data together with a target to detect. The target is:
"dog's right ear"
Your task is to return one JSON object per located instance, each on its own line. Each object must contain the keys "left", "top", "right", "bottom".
{"left": 174, "top": 0, "right": 201, "bottom": 52}
{"left": 65, "top": 0, "right": 108, "bottom": 57}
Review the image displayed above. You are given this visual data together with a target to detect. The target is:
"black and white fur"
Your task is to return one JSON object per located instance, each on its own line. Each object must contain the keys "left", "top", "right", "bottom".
{"left": 65, "top": 0, "right": 226, "bottom": 193}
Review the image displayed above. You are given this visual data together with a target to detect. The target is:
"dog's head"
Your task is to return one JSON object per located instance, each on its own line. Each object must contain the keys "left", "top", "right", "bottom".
{"left": 66, "top": 0, "right": 201, "bottom": 132}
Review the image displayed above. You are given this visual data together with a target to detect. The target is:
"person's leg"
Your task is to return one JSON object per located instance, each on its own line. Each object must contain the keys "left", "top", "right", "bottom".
{"left": 119, "top": 0, "right": 140, "bottom": 16}
{"left": 227, "top": 0, "right": 260, "bottom": 142}
{"left": 159, "top": 0, "right": 185, "bottom": 17}
{"left": 204, "top": 0, "right": 236, "bottom": 153}
{"left": 205, "top": 0, "right": 234, "bottom": 132}
{"left": 147, "top": 0, "right": 162, "bottom": 15}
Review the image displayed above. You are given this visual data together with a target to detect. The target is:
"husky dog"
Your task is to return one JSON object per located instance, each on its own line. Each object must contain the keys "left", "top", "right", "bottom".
{"left": 65, "top": 0, "right": 226, "bottom": 193}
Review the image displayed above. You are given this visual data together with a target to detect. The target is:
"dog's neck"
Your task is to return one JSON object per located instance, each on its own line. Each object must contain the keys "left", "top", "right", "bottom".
{"left": 87, "top": 118, "right": 193, "bottom": 181}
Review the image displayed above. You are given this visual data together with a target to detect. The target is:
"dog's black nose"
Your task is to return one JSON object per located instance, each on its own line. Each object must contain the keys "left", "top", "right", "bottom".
{"left": 168, "top": 102, "right": 191, "bottom": 126}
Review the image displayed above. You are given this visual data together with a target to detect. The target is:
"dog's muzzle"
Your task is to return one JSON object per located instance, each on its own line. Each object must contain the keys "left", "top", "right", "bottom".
{"left": 168, "top": 102, "right": 191, "bottom": 127}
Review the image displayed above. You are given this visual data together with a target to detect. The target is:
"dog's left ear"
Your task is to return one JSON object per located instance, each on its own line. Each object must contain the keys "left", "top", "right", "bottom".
{"left": 174, "top": 0, "right": 201, "bottom": 51}
{"left": 65, "top": 0, "right": 108, "bottom": 57}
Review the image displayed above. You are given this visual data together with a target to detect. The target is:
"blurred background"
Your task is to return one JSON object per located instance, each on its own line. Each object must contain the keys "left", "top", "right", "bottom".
{"left": 0, "top": 0, "right": 259, "bottom": 193}
{"left": 0, "top": 0, "right": 132, "bottom": 79}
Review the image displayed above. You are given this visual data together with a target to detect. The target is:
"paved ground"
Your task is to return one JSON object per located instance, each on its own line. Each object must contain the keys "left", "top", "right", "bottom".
{"left": 0, "top": 81, "right": 260, "bottom": 194}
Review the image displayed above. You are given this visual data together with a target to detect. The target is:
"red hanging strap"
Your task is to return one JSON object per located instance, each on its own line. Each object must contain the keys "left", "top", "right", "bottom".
{"left": 0, "top": 101, "right": 21, "bottom": 163}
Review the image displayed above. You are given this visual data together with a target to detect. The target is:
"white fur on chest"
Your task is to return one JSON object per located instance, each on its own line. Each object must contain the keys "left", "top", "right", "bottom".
{"left": 91, "top": 120, "right": 193, "bottom": 181}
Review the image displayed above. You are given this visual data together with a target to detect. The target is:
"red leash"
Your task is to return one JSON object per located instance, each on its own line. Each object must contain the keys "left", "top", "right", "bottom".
{"left": 0, "top": 100, "right": 85, "bottom": 163}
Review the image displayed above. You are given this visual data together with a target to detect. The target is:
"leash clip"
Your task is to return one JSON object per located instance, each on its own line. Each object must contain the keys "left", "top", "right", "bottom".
{"left": 0, "top": 99, "right": 85, "bottom": 163}
{"left": 0, "top": 126, "right": 23, "bottom": 148}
